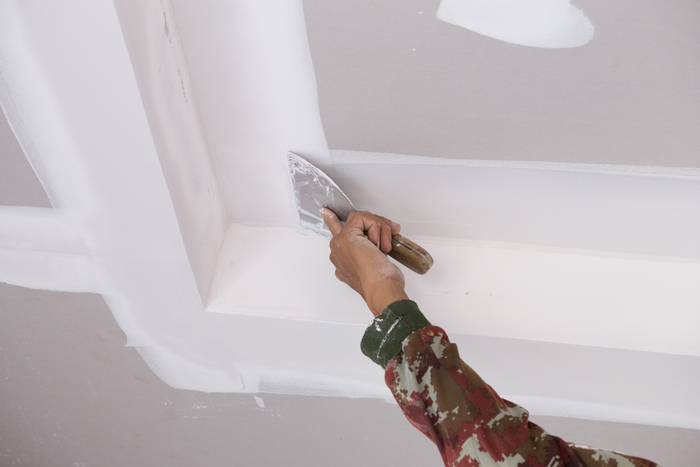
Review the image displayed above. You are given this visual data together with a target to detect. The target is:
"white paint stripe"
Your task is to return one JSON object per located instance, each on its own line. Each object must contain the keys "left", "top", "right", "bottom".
{"left": 331, "top": 150, "right": 700, "bottom": 180}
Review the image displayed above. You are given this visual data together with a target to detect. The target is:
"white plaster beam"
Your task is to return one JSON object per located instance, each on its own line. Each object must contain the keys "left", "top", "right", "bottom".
{"left": 0, "top": 207, "right": 94, "bottom": 292}
{"left": 113, "top": 0, "right": 228, "bottom": 304}
{"left": 330, "top": 150, "right": 700, "bottom": 261}
{"left": 208, "top": 224, "right": 700, "bottom": 356}
{"left": 169, "top": 0, "right": 331, "bottom": 225}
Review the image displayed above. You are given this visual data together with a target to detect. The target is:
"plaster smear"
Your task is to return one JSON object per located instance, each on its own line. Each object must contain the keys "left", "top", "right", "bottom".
{"left": 1, "top": 0, "right": 699, "bottom": 431}
{"left": 437, "top": 0, "right": 594, "bottom": 48}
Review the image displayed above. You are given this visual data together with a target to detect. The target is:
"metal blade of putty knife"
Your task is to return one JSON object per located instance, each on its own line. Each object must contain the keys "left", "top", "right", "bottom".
{"left": 287, "top": 152, "right": 434, "bottom": 274}
{"left": 287, "top": 151, "right": 356, "bottom": 237}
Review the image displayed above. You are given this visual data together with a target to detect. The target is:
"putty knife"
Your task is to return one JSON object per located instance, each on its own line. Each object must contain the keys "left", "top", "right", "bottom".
{"left": 287, "top": 152, "right": 434, "bottom": 275}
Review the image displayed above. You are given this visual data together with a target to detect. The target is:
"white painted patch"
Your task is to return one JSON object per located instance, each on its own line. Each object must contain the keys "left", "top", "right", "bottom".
{"left": 437, "top": 0, "right": 594, "bottom": 48}
{"left": 254, "top": 396, "right": 266, "bottom": 409}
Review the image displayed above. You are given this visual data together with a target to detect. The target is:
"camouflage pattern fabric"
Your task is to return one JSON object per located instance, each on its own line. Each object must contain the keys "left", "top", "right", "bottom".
{"left": 384, "top": 326, "right": 659, "bottom": 467}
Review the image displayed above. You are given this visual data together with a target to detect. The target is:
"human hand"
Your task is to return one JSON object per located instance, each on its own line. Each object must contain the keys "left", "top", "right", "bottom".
{"left": 320, "top": 209, "right": 409, "bottom": 317}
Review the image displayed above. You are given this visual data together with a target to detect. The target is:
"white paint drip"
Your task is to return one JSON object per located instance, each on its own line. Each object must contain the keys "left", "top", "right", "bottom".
{"left": 254, "top": 396, "right": 266, "bottom": 409}
{"left": 437, "top": 0, "right": 594, "bottom": 49}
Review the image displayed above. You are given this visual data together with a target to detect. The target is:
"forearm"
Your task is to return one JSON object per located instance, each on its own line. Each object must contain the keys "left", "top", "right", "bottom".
{"left": 362, "top": 301, "right": 659, "bottom": 467}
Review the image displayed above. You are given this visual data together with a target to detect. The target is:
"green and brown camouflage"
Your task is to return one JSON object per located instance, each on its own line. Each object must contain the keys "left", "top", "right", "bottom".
{"left": 362, "top": 301, "right": 659, "bottom": 467}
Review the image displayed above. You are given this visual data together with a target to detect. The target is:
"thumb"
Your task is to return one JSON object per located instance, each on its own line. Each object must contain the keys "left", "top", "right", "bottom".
{"left": 320, "top": 208, "right": 343, "bottom": 237}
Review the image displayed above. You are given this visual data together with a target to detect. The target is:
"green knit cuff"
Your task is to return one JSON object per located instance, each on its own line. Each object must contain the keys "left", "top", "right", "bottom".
{"left": 360, "top": 300, "right": 431, "bottom": 369}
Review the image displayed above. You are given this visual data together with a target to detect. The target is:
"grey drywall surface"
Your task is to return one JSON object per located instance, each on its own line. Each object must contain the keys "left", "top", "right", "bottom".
{"left": 0, "top": 283, "right": 443, "bottom": 467}
{"left": 530, "top": 415, "right": 700, "bottom": 467}
{"left": 0, "top": 108, "right": 51, "bottom": 207}
{"left": 1, "top": 282, "right": 699, "bottom": 466}
{"left": 304, "top": 0, "right": 700, "bottom": 167}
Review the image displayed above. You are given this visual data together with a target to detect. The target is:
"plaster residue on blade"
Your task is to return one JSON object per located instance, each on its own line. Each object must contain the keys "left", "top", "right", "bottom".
{"left": 287, "top": 152, "right": 355, "bottom": 237}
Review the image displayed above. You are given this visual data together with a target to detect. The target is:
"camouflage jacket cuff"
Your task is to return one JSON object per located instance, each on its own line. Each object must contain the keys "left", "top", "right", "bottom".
{"left": 360, "top": 300, "right": 431, "bottom": 369}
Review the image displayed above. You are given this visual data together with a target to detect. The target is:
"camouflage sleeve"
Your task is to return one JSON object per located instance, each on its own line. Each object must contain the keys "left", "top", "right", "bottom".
{"left": 361, "top": 300, "right": 659, "bottom": 467}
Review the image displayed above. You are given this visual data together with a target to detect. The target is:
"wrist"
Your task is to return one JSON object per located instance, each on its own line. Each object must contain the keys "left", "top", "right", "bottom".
{"left": 363, "top": 283, "right": 408, "bottom": 317}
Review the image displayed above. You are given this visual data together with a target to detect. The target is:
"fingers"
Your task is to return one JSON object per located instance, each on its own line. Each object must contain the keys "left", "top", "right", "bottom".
{"left": 347, "top": 211, "right": 395, "bottom": 254}
{"left": 378, "top": 216, "right": 401, "bottom": 235}
{"left": 362, "top": 212, "right": 398, "bottom": 253}
{"left": 366, "top": 221, "right": 382, "bottom": 249}
{"left": 324, "top": 209, "right": 400, "bottom": 254}
{"left": 367, "top": 219, "right": 392, "bottom": 254}
{"left": 379, "top": 218, "right": 393, "bottom": 254}
{"left": 320, "top": 208, "right": 343, "bottom": 237}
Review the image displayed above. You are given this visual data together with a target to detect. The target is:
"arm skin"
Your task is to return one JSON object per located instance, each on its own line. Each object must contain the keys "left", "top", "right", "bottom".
{"left": 320, "top": 208, "right": 408, "bottom": 316}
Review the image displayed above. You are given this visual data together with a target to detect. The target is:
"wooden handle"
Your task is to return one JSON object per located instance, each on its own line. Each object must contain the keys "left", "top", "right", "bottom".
{"left": 388, "top": 233, "right": 434, "bottom": 275}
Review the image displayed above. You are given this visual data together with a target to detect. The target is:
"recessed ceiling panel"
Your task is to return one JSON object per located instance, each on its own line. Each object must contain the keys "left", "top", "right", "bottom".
{"left": 304, "top": 0, "right": 700, "bottom": 167}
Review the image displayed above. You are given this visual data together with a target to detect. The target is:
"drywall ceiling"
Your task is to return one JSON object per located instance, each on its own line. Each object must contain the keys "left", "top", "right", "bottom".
{"left": 0, "top": 282, "right": 444, "bottom": 467}
{"left": 0, "top": 0, "right": 699, "bottom": 465}
{"left": 2, "top": 281, "right": 696, "bottom": 466}
{"left": 305, "top": 0, "right": 700, "bottom": 167}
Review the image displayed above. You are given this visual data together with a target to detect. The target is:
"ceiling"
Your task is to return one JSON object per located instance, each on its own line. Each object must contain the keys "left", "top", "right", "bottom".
{"left": 306, "top": 0, "right": 700, "bottom": 167}
{"left": 1, "top": 0, "right": 699, "bottom": 465}
{"left": 2, "top": 281, "right": 695, "bottom": 466}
